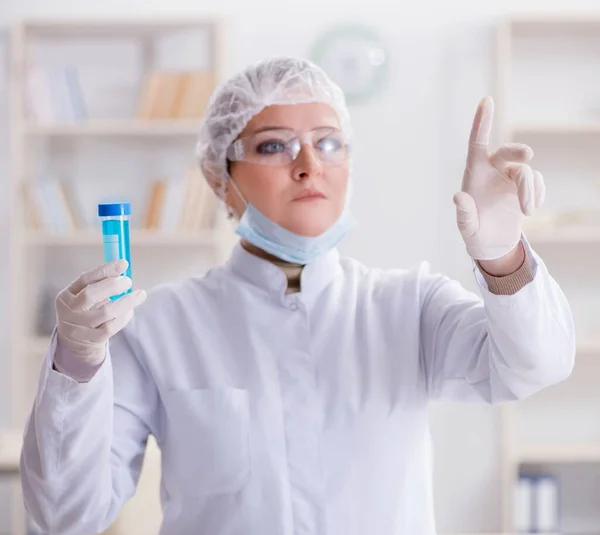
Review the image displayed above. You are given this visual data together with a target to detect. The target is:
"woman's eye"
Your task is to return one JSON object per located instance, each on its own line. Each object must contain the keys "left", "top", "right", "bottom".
{"left": 256, "top": 140, "right": 286, "bottom": 154}
{"left": 317, "top": 137, "right": 343, "bottom": 153}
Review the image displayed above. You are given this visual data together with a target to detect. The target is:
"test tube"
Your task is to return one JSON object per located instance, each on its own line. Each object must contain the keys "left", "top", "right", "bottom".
{"left": 98, "top": 202, "right": 132, "bottom": 300}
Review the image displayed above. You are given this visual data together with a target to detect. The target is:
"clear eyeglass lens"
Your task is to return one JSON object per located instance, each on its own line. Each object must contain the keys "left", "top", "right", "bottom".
{"left": 233, "top": 129, "right": 348, "bottom": 166}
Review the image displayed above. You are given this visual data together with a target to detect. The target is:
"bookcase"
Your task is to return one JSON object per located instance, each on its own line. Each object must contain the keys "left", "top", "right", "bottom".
{"left": 2, "top": 17, "right": 235, "bottom": 535}
{"left": 494, "top": 13, "right": 600, "bottom": 535}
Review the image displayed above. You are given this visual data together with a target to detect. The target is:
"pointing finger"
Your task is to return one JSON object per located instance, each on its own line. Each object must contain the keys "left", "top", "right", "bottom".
{"left": 468, "top": 96, "right": 494, "bottom": 160}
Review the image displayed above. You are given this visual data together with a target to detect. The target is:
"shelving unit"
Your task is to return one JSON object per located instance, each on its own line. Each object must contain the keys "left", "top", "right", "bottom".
{"left": 511, "top": 123, "right": 600, "bottom": 136}
{"left": 0, "top": 430, "right": 21, "bottom": 473}
{"left": 516, "top": 444, "right": 600, "bottom": 464}
{"left": 5, "top": 17, "right": 234, "bottom": 535}
{"left": 24, "top": 229, "right": 222, "bottom": 246}
{"left": 524, "top": 225, "right": 600, "bottom": 244}
{"left": 25, "top": 119, "right": 203, "bottom": 137}
{"left": 495, "top": 13, "right": 600, "bottom": 535}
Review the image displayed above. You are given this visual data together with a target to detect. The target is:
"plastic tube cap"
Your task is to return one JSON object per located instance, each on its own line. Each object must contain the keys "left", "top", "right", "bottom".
{"left": 98, "top": 202, "right": 131, "bottom": 217}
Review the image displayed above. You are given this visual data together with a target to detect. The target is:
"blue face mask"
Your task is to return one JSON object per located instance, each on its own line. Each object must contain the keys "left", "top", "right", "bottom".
{"left": 235, "top": 202, "right": 355, "bottom": 265}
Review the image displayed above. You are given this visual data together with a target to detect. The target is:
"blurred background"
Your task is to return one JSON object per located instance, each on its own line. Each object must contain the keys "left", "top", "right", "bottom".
{"left": 2, "top": 0, "right": 600, "bottom": 534}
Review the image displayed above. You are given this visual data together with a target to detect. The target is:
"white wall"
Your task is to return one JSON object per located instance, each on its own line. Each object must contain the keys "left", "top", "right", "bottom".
{"left": 2, "top": 0, "right": 599, "bottom": 532}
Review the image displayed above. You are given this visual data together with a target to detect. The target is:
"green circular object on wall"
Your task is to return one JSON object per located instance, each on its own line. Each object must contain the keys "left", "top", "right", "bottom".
{"left": 310, "top": 25, "right": 389, "bottom": 105}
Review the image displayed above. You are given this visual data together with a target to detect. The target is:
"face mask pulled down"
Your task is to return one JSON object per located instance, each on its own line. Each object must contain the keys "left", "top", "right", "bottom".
{"left": 228, "top": 179, "right": 355, "bottom": 265}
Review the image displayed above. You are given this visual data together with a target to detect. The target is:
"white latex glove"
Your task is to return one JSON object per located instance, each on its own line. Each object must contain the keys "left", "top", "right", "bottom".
{"left": 453, "top": 96, "right": 546, "bottom": 260}
{"left": 54, "top": 259, "right": 147, "bottom": 382}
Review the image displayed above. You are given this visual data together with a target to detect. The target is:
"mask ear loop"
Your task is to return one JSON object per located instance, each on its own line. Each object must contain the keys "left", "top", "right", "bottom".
{"left": 225, "top": 174, "right": 249, "bottom": 220}
{"left": 224, "top": 140, "right": 249, "bottom": 219}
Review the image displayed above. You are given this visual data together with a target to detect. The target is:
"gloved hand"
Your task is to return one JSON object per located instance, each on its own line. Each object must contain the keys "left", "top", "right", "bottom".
{"left": 54, "top": 259, "right": 147, "bottom": 382}
{"left": 453, "top": 96, "right": 546, "bottom": 260}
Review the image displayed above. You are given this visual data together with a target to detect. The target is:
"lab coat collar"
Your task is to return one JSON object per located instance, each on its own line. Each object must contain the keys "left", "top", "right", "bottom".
{"left": 226, "top": 241, "right": 341, "bottom": 301}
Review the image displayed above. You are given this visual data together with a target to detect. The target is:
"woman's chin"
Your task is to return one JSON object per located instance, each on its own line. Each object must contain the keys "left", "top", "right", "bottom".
{"left": 279, "top": 219, "right": 333, "bottom": 237}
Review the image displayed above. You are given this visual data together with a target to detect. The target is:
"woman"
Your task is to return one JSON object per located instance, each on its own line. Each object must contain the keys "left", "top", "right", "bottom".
{"left": 20, "top": 57, "right": 575, "bottom": 535}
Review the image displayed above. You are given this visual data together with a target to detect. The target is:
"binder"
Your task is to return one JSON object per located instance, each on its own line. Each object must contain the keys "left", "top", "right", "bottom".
{"left": 514, "top": 473, "right": 559, "bottom": 533}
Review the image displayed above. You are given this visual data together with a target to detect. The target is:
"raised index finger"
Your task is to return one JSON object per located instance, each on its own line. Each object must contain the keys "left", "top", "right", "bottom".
{"left": 68, "top": 259, "right": 128, "bottom": 296}
{"left": 468, "top": 96, "right": 494, "bottom": 150}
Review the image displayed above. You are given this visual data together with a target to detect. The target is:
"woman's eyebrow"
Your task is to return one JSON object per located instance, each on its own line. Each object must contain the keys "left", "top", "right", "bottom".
{"left": 251, "top": 125, "right": 340, "bottom": 134}
{"left": 251, "top": 126, "right": 292, "bottom": 134}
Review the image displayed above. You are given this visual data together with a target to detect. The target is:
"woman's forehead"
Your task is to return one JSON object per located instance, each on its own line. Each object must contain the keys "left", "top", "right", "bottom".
{"left": 241, "top": 103, "right": 341, "bottom": 137}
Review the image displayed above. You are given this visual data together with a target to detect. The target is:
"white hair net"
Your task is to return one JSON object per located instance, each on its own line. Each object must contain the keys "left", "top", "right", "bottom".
{"left": 196, "top": 56, "right": 352, "bottom": 200}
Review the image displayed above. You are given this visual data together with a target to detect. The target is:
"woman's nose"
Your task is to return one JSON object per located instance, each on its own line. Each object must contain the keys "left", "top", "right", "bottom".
{"left": 292, "top": 144, "right": 323, "bottom": 181}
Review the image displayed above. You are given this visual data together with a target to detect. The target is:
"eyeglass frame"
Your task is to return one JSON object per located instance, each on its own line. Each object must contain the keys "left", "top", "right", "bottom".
{"left": 225, "top": 126, "right": 351, "bottom": 167}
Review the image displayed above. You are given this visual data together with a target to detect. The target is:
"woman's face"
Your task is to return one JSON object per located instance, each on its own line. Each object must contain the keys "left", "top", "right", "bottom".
{"left": 226, "top": 102, "right": 350, "bottom": 237}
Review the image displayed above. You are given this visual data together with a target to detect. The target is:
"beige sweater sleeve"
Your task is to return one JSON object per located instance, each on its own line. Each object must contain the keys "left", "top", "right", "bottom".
{"left": 476, "top": 246, "right": 535, "bottom": 296}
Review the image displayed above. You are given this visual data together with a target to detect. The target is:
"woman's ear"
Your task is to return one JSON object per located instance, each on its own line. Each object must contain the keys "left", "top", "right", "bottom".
{"left": 225, "top": 202, "right": 236, "bottom": 220}
{"left": 223, "top": 180, "right": 239, "bottom": 220}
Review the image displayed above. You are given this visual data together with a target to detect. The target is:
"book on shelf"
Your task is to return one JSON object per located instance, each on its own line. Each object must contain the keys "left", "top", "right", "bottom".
{"left": 21, "top": 166, "right": 219, "bottom": 235}
{"left": 25, "top": 65, "right": 213, "bottom": 124}
{"left": 35, "top": 284, "right": 60, "bottom": 338}
{"left": 26, "top": 64, "right": 87, "bottom": 124}
{"left": 514, "top": 473, "right": 559, "bottom": 533}
{"left": 143, "top": 165, "right": 219, "bottom": 232}
{"left": 137, "top": 70, "right": 215, "bottom": 120}
{"left": 21, "top": 179, "right": 84, "bottom": 232}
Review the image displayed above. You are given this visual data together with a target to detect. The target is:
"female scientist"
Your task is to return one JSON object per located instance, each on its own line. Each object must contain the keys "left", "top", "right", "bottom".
{"left": 20, "top": 57, "right": 575, "bottom": 535}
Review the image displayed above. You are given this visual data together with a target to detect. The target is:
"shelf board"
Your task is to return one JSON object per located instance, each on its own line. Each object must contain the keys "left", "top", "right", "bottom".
{"left": 24, "top": 229, "right": 220, "bottom": 246}
{"left": 24, "top": 120, "right": 202, "bottom": 137}
{"left": 577, "top": 338, "right": 600, "bottom": 354}
{"left": 0, "top": 430, "right": 22, "bottom": 473}
{"left": 511, "top": 123, "right": 600, "bottom": 136}
{"left": 22, "top": 18, "right": 219, "bottom": 37}
{"left": 525, "top": 225, "right": 600, "bottom": 244}
{"left": 26, "top": 336, "right": 51, "bottom": 356}
{"left": 507, "top": 12, "right": 600, "bottom": 30}
{"left": 517, "top": 444, "right": 600, "bottom": 464}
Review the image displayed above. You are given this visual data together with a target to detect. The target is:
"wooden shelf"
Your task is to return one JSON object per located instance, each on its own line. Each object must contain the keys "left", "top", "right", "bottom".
{"left": 449, "top": 532, "right": 599, "bottom": 535}
{"left": 26, "top": 336, "right": 51, "bottom": 356}
{"left": 7, "top": 17, "right": 229, "bottom": 535}
{"left": 21, "top": 18, "right": 220, "bottom": 37}
{"left": 507, "top": 12, "right": 600, "bottom": 28}
{"left": 577, "top": 337, "right": 600, "bottom": 354}
{"left": 445, "top": 532, "right": 584, "bottom": 535}
{"left": 496, "top": 15, "right": 600, "bottom": 533}
{"left": 511, "top": 123, "right": 600, "bottom": 136}
{"left": 517, "top": 444, "right": 600, "bottom": 464}
{"left": 525, "top": 225, "right": 600, "bottom": 244}
{"left": 446, "top": 533, "right": 528, "bottom": 535}
{"left": 0, "top": 430, "right": 22, "bottom": 473}
{"left": 24, "top": 229, "right": 220, "bottom": 247}
{"left": 24, "top": 120, "right": 202, "bottom": 137}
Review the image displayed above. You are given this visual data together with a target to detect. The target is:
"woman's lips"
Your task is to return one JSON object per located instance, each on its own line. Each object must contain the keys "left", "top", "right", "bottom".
{"left": 293, "top": 190, "right": 326, "bottom": 201}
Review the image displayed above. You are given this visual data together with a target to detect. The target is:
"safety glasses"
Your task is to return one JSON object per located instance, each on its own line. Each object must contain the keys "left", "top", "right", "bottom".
{"left": 226, "top": 127, "right": 350, "bottom": 167}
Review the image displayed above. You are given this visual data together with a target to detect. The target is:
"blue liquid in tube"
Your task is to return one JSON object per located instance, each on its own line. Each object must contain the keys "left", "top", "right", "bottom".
{"left": 98, "top": 202, "right": 132, "bottom": 301}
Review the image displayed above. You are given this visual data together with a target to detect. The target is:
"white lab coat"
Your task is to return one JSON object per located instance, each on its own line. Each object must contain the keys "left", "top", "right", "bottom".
{"left": 20, "top": 238, "right": 575, "bottom": 535}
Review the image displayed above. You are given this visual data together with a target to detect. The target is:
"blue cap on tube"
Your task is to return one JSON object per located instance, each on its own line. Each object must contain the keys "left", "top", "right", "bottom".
{"left": 98, "top": 202, "right": 131, "bottom": 217}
